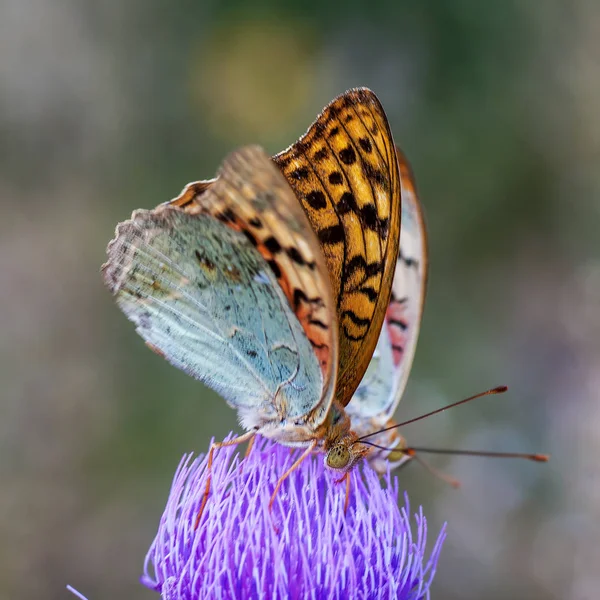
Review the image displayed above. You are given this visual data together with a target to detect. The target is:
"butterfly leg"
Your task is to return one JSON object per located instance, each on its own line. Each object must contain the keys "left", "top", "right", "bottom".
{"left": 194, "top": 430, "right": 257, "bottom": 529}
{"left": 244, "top": 433, "right": 257, "bottom": 460}
{"left": 269, "top": 440, "right": 318, "bottom": 512}
{"left": 409, "top": 451, "right": 461, "bottom": 488}
{"left": 333, "top": 471, "right": 352, "bottom": 514}
{"left": 343, "top": 471, "right": 351, "bottom": 514}
{"left": 238, "top": 433, "right": 258, "bottom": 476}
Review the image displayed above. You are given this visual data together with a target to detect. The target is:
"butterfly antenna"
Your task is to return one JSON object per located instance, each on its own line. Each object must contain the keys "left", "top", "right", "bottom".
{"left": 404, "top": 447, "right": 549, "bottom": 462}
{"left": 359, "top": 439, "right": 462, "bottom": 486}
{"left": 357, "top": 385, "right": 508, "bottom": 442}
{"left": 361, "top": 440, "right": 548, "bottom": 490}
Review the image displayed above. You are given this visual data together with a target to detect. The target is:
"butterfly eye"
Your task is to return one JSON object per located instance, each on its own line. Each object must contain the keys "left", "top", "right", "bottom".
{"left": 325, "top": 444, "right": 351, "bottom": 470}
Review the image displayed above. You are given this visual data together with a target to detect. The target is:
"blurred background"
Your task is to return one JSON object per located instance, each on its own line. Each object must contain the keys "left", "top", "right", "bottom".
{"left": 1, "top": 1, "right": 598, "bottom": 598}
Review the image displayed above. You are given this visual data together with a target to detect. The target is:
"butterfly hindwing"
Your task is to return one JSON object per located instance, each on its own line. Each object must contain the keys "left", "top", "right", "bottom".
{"left": 349, "top": 321, "right": 395, "bottom": 416}
{"left": 274, "top": 88, "right": 402, "bottom": 408}
{"left": 103, "top": 148, "right": 335, "bottom": 429}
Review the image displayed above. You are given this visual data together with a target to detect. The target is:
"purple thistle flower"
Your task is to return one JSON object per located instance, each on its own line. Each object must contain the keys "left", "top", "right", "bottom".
{"left": 141, "top": 434, "right": 446, "bottom": 600}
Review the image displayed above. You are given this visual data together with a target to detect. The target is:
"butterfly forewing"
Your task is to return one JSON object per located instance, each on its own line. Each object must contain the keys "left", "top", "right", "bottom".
{"left": 103, "top": 147, "right": 337, "bottom": 427}
{"left": 169, "top": 147, "right": 338, "bottom": 415}
{"left": 349, "top": 146, "right": 428, "bottom": 421}
{"left": 274, "top": 88, "right": 402, "bottom": 407}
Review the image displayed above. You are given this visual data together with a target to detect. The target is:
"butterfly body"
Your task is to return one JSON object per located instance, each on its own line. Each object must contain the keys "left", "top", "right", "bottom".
{"left": 103, "top": 89, "right": 427, "bottom": 482}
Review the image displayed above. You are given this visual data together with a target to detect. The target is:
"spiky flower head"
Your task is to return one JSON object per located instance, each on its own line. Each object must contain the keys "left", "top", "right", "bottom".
{"left": 141, "top": 435, "right": 446, "bottom": 599}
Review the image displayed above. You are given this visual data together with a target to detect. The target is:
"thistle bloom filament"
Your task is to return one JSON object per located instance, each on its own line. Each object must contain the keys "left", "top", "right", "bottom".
{"left": 141, "top": 435, "right": 446, "bottom": 599}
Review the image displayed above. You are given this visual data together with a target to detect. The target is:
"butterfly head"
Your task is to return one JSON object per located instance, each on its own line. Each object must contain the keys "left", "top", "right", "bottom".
{"left": 324, "top": 435, "right": 370, "bottom": 472}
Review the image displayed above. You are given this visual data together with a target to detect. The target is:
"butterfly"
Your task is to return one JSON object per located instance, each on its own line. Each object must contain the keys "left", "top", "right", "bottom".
{"left": 102, "top": 89, "right": 427, "bottom": 513}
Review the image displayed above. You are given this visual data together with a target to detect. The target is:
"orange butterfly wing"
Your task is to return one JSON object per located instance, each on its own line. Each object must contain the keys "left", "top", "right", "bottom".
{"left": 274, "top": 88, "right": 401, "bottom": 407}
